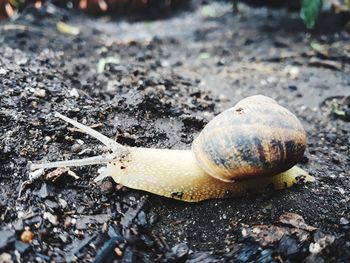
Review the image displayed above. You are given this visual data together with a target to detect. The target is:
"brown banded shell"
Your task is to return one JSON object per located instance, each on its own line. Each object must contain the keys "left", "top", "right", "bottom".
{"left": 192, "top": 95, "right": 307, "bottom": 182}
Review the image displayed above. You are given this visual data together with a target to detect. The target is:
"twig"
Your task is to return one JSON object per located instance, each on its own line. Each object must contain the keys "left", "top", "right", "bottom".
{"left": 0, "top": 24, "right": 29, "bottom": 31}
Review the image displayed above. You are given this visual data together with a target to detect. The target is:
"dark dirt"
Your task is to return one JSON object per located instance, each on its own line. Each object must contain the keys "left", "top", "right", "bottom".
{"left": 0, "top": 1, "right": 350, "bottom": 262}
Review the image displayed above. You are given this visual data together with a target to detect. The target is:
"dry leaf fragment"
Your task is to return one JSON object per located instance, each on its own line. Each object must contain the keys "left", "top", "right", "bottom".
{"left": 310, "top": 41, "right": 329, "bottom": 57}
{"left": 44, "top": 167, "right": 80, "bottom": 182}
{"left": 57, "top": 21, "right": 80, "bottom": 36}
{"left": 279, "top": 212, "right": 317, "bottom": 231}
{"left": 309, "top": 57, "right": 342, "bottom": 70}
{"left": 242, "top": 225, "right": 285, "bottom": 247}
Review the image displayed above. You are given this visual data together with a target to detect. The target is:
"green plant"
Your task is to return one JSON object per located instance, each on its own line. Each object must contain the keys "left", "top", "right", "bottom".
{"left": 232, "top": 0, "right": 350, "bottom": 29}
{"left": 300, "top": 0, "right": 323, "bottom": 29}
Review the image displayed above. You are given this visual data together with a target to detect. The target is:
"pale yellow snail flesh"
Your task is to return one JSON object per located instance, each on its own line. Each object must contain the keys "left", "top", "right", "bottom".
{"left": 30, "top": 95, "right": 314, "bottom": 202}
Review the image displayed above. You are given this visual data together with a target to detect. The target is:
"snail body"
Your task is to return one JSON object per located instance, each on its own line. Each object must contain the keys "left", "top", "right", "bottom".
{"left": 30, "top": 95, "right": 313, "bottom": 202}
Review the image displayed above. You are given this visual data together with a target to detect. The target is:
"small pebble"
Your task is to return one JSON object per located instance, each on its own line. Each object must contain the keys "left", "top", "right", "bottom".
{"left": 218, "top": 94, "right": 229, "bottom": 102}
{"left": 0, "top": 68, "right": 8, "bottom": 75}
{"left": 0, "top": 230, "right": 16, "bottom": 249}
{"left": 58, "top": 198, "right": 68, "bottom": 209}
{"left": 69, "top": 88, "right": 79, "bottom": 98}
{"left": 71, "top": 143, "right": 82, "bottom": 153}
{"left": 33, "top": 88, "right": 46, "bottom": 98}
{"left": 115, "top": 247, "right": 123, "bottom": 257}
{"left": 29, "top": 168, "right": 44, "bottom": 181}
{"left": 340, "top": 217, "right": 349, "bottom": 225}
{"left": 165, "top": 243, "right": 189, "bottom": 261}
{"left": 288, "top": 85, "right": 298, "bottom": 91}
{"left": 309, "top": 242, "right": 322, "bottom": 254}
{"left": 20, "top": 230, "right": 34, "bottom": 244}
{"left": 15, "top": 241, "right": 30, "bottom": 254}
{"left": 98, "top": 178, "right": 115, "bottom": 195}
{"left": 0, "top": 253, "right": 13, "bottom": 263}
{"left": 43, "top": 212, "right": 59, "bottom": 226}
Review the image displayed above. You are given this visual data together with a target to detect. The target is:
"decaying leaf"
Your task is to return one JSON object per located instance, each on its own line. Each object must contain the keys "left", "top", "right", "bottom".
{"left": 57, "top": 21, "right": 80, "bottom": 36}
{"left": 330, "top": 96, "right": 350, "bottom": 121}
{"left": 309, "top": 57, "right": 342, "bottom": 70}
{"left": 197, "top": 52, "right": 211, "bottom": 60}
{"left": 241, "top": 225, "right": 285, "bottom": 247}
{"left": 44, "top": 167, "right": 80, "bottom": 182}
{"left": 279, "top": 212, "right": 317, "bottom": 231}
{"left": 331, "top": 103, "right": 346, "bottom": 117}
{"left": 309, "top": 230, "right": 336, "bottom": 254}
{"left": 201, "top": 5, "right": 216, "bottom": 17}
{"left": 310, "top": 41, "right": 329, "bottom": 57}
{"left": 97, "top": 56, "right": 121, "bottom": 73}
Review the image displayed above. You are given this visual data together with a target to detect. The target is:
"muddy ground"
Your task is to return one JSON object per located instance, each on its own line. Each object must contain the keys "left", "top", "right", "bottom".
{"left": 0, "top": 1, "right": 350, "bottom": 262}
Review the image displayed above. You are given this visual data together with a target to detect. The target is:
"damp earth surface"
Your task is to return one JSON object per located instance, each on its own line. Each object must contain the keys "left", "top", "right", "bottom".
{"left": 0, "top": 1, "right": 350, "bottom": 262}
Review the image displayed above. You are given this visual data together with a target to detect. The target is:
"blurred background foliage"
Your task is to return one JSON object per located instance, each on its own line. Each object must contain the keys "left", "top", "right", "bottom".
{"left": 300, "top": 0, "right": 350, "bottom": 28}
{"left": 0, "top": 0, "right": 186, "bottom": 20}
{"left": 0, "top": 0, "right": 350, "bottom": 29}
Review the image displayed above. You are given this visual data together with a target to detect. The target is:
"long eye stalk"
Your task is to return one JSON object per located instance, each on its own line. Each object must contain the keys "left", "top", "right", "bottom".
{"left": 29, "top": 113, "right": 127, "bottom": 171}
{"left": 30, "top": 154, "right": 116, "bottom": 170}
{"left": 54, "top": 113, "right": 124, "bottom": 154}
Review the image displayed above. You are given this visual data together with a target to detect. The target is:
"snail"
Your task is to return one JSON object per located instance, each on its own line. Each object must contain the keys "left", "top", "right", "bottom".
{"left": 30, "top": 95, "right": 313, "bottom": 202}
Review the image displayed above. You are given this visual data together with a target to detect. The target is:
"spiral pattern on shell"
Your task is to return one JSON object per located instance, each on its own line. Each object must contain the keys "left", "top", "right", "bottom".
{"left": 192, "top": 95, "right": 307, "bottom": 182}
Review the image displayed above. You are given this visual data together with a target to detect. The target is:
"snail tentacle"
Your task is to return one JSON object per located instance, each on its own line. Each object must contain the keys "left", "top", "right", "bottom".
{"left": 29, "top": 153, "right": 117, "bottom": 171}
{"left": 30, "top": 113, "right": 128, "bottom": 171}
{"left": 54, "top": 112, "right": 125, "bottom": 155}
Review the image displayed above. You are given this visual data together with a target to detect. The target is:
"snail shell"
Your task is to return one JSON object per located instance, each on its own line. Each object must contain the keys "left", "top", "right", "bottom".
{"left": 192, "top": 95, "right": 307, "bottom": 182}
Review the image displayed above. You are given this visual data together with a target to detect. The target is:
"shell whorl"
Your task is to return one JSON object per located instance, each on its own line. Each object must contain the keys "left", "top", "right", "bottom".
{"left": 192, "top": 95, "right": 307, "bottom": 182}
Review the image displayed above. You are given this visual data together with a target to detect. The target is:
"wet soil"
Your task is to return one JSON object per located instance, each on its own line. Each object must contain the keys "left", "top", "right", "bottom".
{"left": 0, "top": 1, "right": 350, "bottom": 262}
